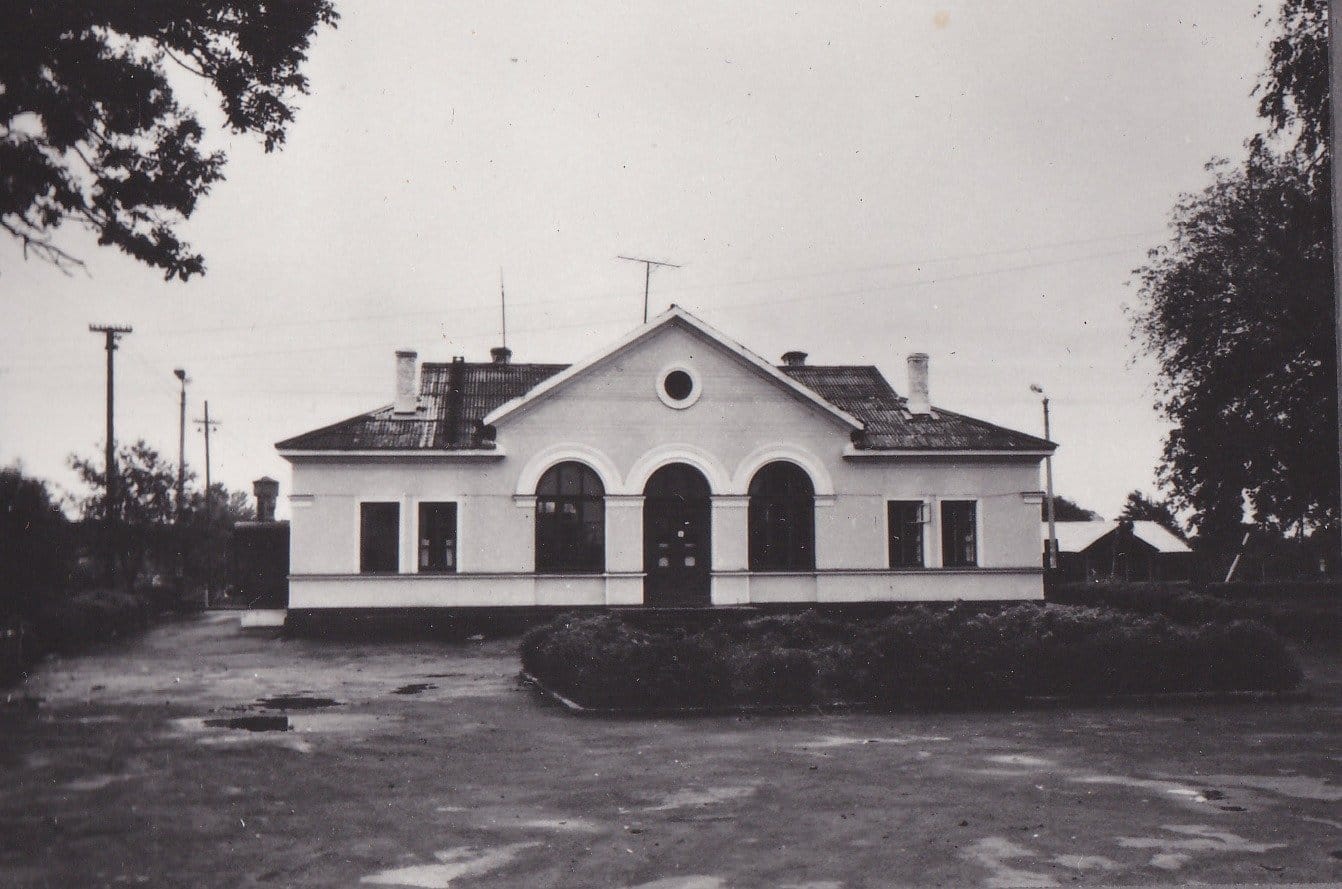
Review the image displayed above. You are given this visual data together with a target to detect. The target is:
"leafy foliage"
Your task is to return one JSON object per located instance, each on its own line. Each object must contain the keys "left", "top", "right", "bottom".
{"left": 68, "top": 439, "right": 253, "bottom": 588}
{"left": 1, "top": 2, "right": 337, "bottom": 278}
{"left": 0, "top": 465, "right": 71, "bottom": 622}
{"left": 1044, "top": 495, "right": 1102, "bottom": 522}
{"left": 1130, "top": 0, "right": 1335, "bottom": 540}
{"left": 1117, "top": 490, "right": 1186, "bottom": 539}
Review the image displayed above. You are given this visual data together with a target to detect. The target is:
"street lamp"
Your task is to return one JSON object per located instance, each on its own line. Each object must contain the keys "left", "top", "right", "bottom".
{"left": 173, "top": 369, "right": 188, "bottom": 521}
{"left": 1031, "top": 384, "right": 1058, "bottom": 571}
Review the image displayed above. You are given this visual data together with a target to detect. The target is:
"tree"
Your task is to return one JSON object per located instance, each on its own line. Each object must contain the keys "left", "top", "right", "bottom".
{"left": 1129, "top": 0, "right": 1336, "bottom": 542}
{"left": 70, "top": 440, "right": 178, "bottom": 585}
{"left": 1043, "top": 495, "right": 1102, "bottom": 522}
{"left": 70, "top": 440, "right": 255, "bottom": 591}
{"left": 1117, "top": 490, "right": 1186, "bottom": 540}
{"left": 0, "top": 465, "right": 71, "bottom": 621}
{"left": 1, "top": 3, "right": 337, "bottom": 279}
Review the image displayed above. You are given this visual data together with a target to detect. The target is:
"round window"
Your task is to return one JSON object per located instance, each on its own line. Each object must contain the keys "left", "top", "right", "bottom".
{"left": 663, "top": 370, "right": 694, "bottom": 401}
{"left": 656, "top": 365, "right": 702, "bottom": 409}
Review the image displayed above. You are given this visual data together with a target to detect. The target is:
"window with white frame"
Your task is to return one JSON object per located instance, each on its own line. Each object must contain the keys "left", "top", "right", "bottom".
{"left": 360, "top": 502, "right": 399, "bottom": 573}
{"left": 940, "top": 500, "right": 978, "bottom": 568}
{"left": 418, "top": 502, "right": 458, "bottom": 573}
{"left": 887, "top": 500, "right": 925, "bottom": 568}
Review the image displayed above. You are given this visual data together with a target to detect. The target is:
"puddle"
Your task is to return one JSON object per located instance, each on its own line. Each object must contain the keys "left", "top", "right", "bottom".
{"left": 255, "top": 695, "right": 341, "bottom": 710}
{"left": 393, "top": 684, "right": 437, "bottom": 696}
{"left": 624, "top": 878, "right": 726, "bottom": 889}
{"left": 1070, "top": 775, "right": 1253, "bottom": 811}
{"left": 801, "top": 735, "right": 950, "bottom": 750}
{"left": 987, "top": 755, "right": 1054, "bottom": 768}
{"left": 361, "top": 842, "right": 538, "bottom": 888}
{"left": 1116, "top": 824, "right": 1286, "bottom": 870}
{"left": 515, "top": 817, "right": 601, "bottom": 832}
{"left": 960, "top": 837, "right": 1058, "bottom": 888}
{"left": 641, "top": 786, "right": 755, "bottom": 812}
{"left": 1051, "top": 854, "right": 1115, "bottom": 871}
{"left": 63, "top": 773, "right": 134, "bottom": 792}
{"left": 1190, "top": 773, "right": 1342, "bottom": 802}
{"left": 172, "top": 712, "right": 384, "bottom": 752}
{"left": 204, "top": 715, "right": 292, "bottom": 732}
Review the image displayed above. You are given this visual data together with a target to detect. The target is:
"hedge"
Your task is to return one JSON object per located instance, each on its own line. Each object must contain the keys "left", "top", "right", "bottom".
{"left": 2, "top": 588, "right": 167, "bottom": 686}
{"left": 1048, "top": 580, "right": 1340, "bottom": 642}
{"left": 520, "top": 605, "right": 1303, "bottom": 712}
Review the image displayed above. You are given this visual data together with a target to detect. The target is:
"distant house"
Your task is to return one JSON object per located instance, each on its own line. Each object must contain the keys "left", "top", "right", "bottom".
{"left": 1044, "top": 520, "right": 1192, "bottom": 582}
{"left": 275, "top": 306, "right": 1054, "bottom": 612}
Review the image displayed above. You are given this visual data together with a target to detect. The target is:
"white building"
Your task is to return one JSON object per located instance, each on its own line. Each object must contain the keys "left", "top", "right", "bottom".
{"left": 277, "top": 306, "right": 1054, "bottom": 611}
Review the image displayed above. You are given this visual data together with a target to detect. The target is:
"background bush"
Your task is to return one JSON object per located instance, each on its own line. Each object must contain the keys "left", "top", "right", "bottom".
{"left": 1049, "top": 580, "right": 1340, "bottom": 642}
{"left": 521, "top": 604, "right": 1303, "bottom": 711}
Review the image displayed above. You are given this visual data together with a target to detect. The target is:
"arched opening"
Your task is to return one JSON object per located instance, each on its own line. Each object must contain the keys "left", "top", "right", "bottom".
{"left": 748, "top": 461, "right": 815, "bottom": 571}
{"left": 535, "top": 461, "right": 605, "bottom": 573}
{"left": 643, "top": 463, "right": 712, "bottom": 605}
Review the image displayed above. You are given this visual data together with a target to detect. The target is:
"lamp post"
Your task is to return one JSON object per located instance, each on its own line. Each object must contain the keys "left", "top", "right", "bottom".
{"left": 173, "top": 369, "right": 188, "bottom": 584}
{"left": 1031, "top": 384, "right": 1058, "bottom": 571}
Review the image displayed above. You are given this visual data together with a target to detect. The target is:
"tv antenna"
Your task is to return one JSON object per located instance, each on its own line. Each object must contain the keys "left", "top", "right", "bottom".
{"left": 617, "top": 256, "right": 682, "bottom": 323}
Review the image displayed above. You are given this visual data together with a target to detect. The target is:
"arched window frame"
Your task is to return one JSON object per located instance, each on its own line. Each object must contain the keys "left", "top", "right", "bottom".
{"left": 748, "top": 461, "right": 816, "bottom": 571}
{"left": 535, "top": 461, "right": 605, "bottom": 573}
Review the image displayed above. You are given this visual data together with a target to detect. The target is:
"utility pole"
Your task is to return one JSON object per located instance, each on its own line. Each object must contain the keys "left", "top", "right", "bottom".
{"left": 90, "top": 324, "right": 132, "bottom": 586}
{"left": 195, "top": 401, "right": 221, "bottom": 605}
{"left": 1031, "top": 384, "right": 1058, "bottom": 571}
{"left": 1330, "top": 0, "right": 1342, "bottom": 570}
{"left": 617, "top": 256, "right": 682, "bottom": 323}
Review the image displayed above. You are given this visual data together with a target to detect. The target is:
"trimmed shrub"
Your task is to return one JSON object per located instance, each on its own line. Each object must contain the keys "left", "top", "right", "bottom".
{"left": 522, "top": 605, "right": 1302, "bottom": 712}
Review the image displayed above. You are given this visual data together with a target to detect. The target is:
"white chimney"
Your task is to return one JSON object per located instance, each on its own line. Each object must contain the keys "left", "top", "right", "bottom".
{"left": 906, "top": 352, "right": 931, "bottom": 416}
{"left": 394, "top": 349, "right": 418, "bottom": 414}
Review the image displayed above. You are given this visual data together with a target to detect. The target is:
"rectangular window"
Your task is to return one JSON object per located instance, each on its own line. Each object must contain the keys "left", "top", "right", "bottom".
{"left": 360, "top": 502, "right": 399, "bottom": 573}
{"left": 887, "top": 500, "right": 925, "bottom": 568}
{"left": 941, "top": 500, "right": 977, "bottom": 568}
{"left": 418, "top": 502, "right": 458, "bottom": 573}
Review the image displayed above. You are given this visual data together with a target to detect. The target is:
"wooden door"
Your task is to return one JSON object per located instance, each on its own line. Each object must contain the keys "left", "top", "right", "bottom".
{"left": 643, "top": 464, "right": 711, "bottom": 606}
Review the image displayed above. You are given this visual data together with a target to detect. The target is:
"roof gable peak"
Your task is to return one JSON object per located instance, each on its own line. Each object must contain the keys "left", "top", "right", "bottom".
{"left": 481, "top": 305, "right": 864, "bottom": 430}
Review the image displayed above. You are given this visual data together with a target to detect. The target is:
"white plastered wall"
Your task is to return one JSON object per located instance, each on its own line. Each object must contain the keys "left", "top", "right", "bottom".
{"left": 285, "top": 321, "right": 1045, "bottom": 607}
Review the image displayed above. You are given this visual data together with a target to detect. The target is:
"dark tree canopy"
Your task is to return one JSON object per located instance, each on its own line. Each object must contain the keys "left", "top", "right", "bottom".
{"left": 1, "top": 2, "right": 337, "bottom": 279}
{"left": 1043, "top": 495, "right": 1102, "bottom": 522}
{"left": 1130, "top": 0, "right": 1336, "bottom": 540}
{"left": 1117, "top": 490, "right": 1186, "bottom": 540}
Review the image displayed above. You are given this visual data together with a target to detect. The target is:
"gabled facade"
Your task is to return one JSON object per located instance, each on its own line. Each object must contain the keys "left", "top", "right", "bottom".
{"left": 277, "top": 306, "right": 1054, "bottom": 610}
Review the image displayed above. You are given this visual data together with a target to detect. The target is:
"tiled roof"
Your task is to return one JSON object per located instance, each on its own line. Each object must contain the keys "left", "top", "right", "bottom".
{"left": 781, "top": 365, "right": 1052, "bottom": 451}
{"left": 277, "top": 361, "right": 1051, "bottom": 453}
{"left": 275, "top": 362, "right": 568, "bottom": 451}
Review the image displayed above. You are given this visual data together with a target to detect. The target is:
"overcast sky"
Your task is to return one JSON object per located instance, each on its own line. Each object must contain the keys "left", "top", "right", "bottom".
{"left": 1, "top": 1, "right": 1274, "bottom": 519}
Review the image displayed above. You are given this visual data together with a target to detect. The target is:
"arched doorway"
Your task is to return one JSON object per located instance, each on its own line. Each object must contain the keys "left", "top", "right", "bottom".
{"left": 643, "top": 463, "right": 712, "bottom": 606}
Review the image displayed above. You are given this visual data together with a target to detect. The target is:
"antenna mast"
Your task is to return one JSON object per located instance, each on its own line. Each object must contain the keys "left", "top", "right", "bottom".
{"left": 499, "top": 267, "right": 507, "bottom": 350}
{"left": 617, "top": 256, "right": 683, "bottom": 323}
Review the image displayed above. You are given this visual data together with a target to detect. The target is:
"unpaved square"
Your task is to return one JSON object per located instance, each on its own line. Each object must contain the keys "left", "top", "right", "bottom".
{"left": 2, "top": 612, "right": 1340, "bottom": 887}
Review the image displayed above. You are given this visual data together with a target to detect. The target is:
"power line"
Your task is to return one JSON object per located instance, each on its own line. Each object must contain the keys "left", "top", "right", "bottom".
{"left": 42, "top": 229, "right": 1159, "bottom": 342}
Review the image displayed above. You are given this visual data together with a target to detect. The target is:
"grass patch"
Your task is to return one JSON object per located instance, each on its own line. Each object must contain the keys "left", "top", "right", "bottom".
{"left": 520, "top": 605, "right": 1303, "bottom": 712}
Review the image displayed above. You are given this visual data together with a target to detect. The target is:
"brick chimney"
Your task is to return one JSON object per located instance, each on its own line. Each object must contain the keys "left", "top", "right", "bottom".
{"left": 782, "top": 350, "right": 808, "bottom": 367}
{"left": 490, "top": 346, "right": 512, "bottom": 364}
{"left": 252, "top": 477, "right": 279, "bottom": 523}
{"left": 906, "top": 352, "right": 931, "bottom": 416}
{"left": 394, "top": 350, "right": 418, "bottom": 414}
